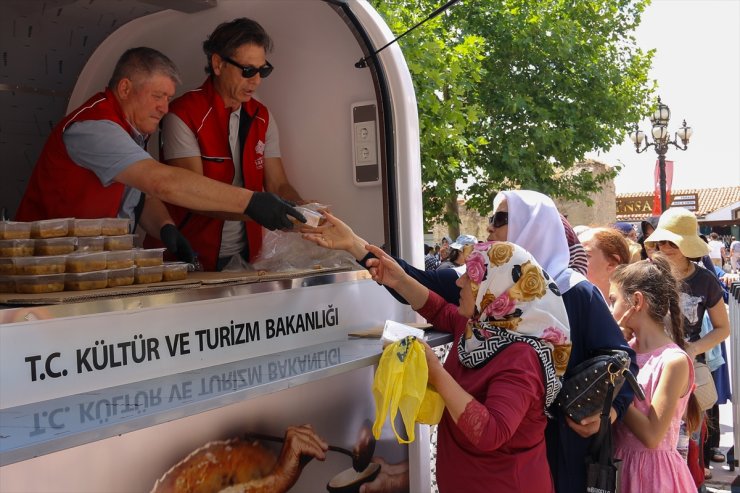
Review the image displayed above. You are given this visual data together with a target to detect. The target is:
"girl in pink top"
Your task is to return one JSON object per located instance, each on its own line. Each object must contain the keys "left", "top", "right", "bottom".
{"left": 609, "top": 254, "right": 701, "bottom": 493}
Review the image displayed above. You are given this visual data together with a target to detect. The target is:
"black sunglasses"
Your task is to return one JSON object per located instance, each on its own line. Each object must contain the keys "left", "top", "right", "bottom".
{"left": 220, "top": 55, "right": 274, "bottom": 79}
{"left": 489, "top": 211, "right": 508, "bottom": 228}
{"left": 656, "top": 240, "right": 678, "bottom": 249}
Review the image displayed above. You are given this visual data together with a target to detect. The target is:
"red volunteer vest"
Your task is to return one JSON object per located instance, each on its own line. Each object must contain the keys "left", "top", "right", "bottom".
{"left": 15, "top": 89, "right": 132, "bottom": 221}
{"left": 150, "top": 78, "right": 268, "bottom": 271}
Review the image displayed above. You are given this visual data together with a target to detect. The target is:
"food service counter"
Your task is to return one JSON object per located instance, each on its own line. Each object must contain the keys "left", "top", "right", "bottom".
{"left": 0, "top": 269, "right": 451, "bottom": 492}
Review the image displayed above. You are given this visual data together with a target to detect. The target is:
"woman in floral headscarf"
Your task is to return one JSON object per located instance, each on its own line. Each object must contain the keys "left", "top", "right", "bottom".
{"left": 304, "top": 213, "right": 571, "bottom": 493}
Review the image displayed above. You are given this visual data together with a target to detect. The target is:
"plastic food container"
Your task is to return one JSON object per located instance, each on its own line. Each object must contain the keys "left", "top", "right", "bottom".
{"left": 30, "top": 218, "right": 70, "bottom": 238}
{"left": 134, "top": 248, "right": 165, "bottom": 267}
{"left": 64, "top": 270, "right": 108, "bottom": 291}
{"left": 76, "top": 236, "right": 105, "bottom": 252}
{"left": 101, "top": 218, "right": 131, "bottom": 236}
{"left": 294, "top": 207, "right": 325, "bottom": 228}
{"left": 67, "top": 218, "right": 103, "bottom": 237}
{"left": 34, "top": 237, "right": 77, "bottom": 256}
{"left": 104, "top": 234, "right": 135, "bottom": 251}
{"left": 106, "top": 250, "right": 135, "bottom": 269}
{"left": 0, "top": 221, "right": 32, "bottom": 240}
{"left": 107, "top": 267, "right": 135, "bottom": 287}
{"left": 13, "top": 255, "right": 66, "bottom": 275}
{"left": 15, "top": 273, "right": 65, "bottom": 293}
{"left": 0, "top": 238, "right": 35, "bottom": 257}
{"left": 134, "top": 265, "right": 163, "bottom": 284}
{"left": 162, "top": 262, "right": 188, "bottom": 281}
{"left": 0, "top": 275, "right": 15, "bottom": 293}
{"left": 66, "top": 251, "right": 107, "bottom": 273}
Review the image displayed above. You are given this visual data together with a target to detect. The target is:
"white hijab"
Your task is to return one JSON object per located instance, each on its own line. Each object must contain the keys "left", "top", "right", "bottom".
{"left": 493, "top": 190, "right": 587, "bottom": 293}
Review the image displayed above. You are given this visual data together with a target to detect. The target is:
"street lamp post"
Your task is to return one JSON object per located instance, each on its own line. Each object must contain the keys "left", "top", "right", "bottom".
{"left": 629, "top": 97, "right": 694, "bottom": 213}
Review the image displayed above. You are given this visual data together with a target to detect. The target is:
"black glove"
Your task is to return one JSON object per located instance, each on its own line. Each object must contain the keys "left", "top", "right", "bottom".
{"left": 160, "top": 224, "right": 196, "bottom": 264}
{"left": 245, "top": 191, "right": 306, "bottom": 231}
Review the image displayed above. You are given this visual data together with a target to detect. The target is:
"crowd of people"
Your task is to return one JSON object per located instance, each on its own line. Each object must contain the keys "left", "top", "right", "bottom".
{"left": 305, "top": 190, "right": 733, "bottom": 493}
{"left": 11, "top": 8, "right": 735, "bottom": 491}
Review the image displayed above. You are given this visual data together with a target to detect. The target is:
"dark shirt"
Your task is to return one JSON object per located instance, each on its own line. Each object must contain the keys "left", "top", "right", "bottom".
{"left": 680, "top": 264, "right": 724, "bottom": 342}
{"left": 546, "top": 281, "right": 637, "bottom": 493}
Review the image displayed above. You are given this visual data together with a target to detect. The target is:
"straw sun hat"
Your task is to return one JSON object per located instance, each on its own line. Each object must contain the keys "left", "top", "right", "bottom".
{"left": 644, "top": 207, "right": 709, "bottom": 258}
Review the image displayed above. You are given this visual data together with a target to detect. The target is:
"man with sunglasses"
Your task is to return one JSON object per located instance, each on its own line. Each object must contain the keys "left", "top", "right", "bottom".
{"left": 17, "top": 47, "right": 303, "bottom": 267}
{"left": 158, "top": 18, "right": 304, "bottom": 271}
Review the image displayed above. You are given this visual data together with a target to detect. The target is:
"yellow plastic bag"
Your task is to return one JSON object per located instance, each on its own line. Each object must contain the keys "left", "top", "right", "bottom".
{"left": 372, "top": 336, "right": 445, "bottom": 443}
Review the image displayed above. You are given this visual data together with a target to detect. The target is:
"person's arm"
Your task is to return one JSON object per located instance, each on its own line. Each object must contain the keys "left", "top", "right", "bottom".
{"left": 263, "top": 157, "right": 303, "bottom": 204}
{"left": 358, "top": 251, "right": 461, "bottom": 306}
{"left": 115, "top": 159, "right": 303, "bottom": 229}
{"left": 137, "top": 195, "right": 196, "bottom": 263}
{"left": 622, "top": 352, "right": 690, "bottom": 449}
{"left": 424, "top": 342, "right": 543, "bottom": 451}
{"left": 116, "top": 158, "right": 251, "bottom": 214}
{"left": 564, "top": 283, "right": 636, "bottom": 437}
{"left": 165, "top": 155, "right": 257, "bottom": 221}
{"left": 137, "top": 194, "right": 175, "bottom": 237}
{"left": 301, "top": 212, "right": 431, "bottom": 308}
{"left": 685, "top": 298, "right": 730, "bottom": 359}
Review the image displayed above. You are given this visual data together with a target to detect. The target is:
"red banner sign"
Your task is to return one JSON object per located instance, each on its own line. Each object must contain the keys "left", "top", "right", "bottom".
{"left": 652, "top": 159, "right": 674, "bottom": 215}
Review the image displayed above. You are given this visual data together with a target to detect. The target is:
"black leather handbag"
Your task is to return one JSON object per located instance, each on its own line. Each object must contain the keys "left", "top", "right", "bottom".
{"left": 557, "top": 349, "right": 644, "bottom": 423}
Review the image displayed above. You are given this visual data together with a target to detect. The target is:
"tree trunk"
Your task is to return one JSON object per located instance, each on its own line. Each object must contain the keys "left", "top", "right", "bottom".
{"left": 445, "top": 197, "right": 460, "bottom": 240}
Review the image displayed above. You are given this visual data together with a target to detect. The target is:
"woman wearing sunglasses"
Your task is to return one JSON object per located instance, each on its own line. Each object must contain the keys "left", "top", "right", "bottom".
{"left": 153, "top": 17, "right": 304, "bottom": 271}
{"left": 644, "top": 207, "right": 730, "bottom": 484}
{"left": 487, "top": 190, "right": 637, "bottom": 493}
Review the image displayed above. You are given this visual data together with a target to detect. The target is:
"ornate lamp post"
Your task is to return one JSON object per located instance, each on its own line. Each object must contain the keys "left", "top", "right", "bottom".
{"left": 628, "top": 97, "right": 693, "bottom": 213}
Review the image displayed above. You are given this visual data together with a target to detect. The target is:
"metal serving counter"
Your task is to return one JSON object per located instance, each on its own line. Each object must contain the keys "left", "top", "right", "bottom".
{"left": 0, "top": 330, "right": 452, "bottom": 466}
{"left": 0, "top": 269, "right": 450, "bottom": 477}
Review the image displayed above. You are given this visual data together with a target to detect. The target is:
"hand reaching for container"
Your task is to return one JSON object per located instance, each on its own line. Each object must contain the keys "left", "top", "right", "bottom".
{"left": 301, "top": 211, "right": 369, "bottom": 260}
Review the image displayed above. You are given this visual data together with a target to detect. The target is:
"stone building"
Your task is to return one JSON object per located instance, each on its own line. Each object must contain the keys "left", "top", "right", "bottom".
{"left": 553, "top": 160, "right": 616, "bottom": 228}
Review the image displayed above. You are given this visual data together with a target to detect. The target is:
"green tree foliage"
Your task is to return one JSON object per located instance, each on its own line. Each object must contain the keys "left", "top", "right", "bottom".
{"left": 370, "top": 0, "right": 655, "bottom": 232}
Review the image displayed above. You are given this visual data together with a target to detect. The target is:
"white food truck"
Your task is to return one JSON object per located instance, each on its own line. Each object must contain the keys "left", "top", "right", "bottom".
{"left": 0, "top": 1, "right": 444, "bottom": 491}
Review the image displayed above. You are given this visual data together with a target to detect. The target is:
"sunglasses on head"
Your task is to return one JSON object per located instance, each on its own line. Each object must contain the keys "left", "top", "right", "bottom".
{"left": 489, "top": 211, "right": 508, "bottom": 228}
{"left": 220, "top": 55, "right": 274, "bottom": 79}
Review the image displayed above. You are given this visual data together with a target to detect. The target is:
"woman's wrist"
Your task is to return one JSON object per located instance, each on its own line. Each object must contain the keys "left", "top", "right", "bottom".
{"left": 348, "top": 235, "right": 369, "bottom": 260}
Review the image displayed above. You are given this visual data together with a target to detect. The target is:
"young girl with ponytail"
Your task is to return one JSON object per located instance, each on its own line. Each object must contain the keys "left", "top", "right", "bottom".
{"left": 608, "top": 254, "right": 700, "bottom": 493}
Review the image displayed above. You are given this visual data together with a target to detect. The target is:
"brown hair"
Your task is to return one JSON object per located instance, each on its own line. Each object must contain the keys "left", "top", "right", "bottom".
{"left": 203, "top": 17, "right": 273, "bottom": 75}
{"left": 582, "top": 227, "right": 631, "bottom": 265}
{"left": 611, "top": 254, "right": 701, "bottom": 431}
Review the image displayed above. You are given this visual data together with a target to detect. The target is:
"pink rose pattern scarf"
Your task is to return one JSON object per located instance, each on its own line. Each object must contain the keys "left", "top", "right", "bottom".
{"left": 458, "top": 241, "right": 572, "bottom": 409}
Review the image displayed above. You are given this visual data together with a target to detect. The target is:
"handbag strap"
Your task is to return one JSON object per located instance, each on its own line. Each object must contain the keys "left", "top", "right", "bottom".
{"left": 590, "top": 378, "right": 616, "bottom": 466}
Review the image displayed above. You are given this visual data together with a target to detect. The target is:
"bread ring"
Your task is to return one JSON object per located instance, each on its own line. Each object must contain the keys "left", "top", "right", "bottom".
{"left": 151, "top": 438, "right": 277, "bottom": 493}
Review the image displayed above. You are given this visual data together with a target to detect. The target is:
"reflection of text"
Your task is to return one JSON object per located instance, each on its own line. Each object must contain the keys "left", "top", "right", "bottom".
{"left": 21, "top": 305, "right": 340, "bottom": 383}
{"left": 26, "top": 347, "right": 341, "bottom": 439}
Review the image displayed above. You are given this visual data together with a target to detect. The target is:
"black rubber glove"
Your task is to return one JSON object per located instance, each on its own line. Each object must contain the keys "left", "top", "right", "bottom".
{"left": 245, "top": 191, "right": 306, "bottom": 230}
{"left": 160, "top": 224, "right": 196, "bottom": 264}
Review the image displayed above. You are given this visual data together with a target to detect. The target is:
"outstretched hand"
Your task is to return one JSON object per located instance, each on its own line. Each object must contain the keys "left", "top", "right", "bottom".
{"left": 301, "top": 211, "right": 369, "bottom": 260}
{"left": 364, "top": 244, "right": 407, "bottom": 289}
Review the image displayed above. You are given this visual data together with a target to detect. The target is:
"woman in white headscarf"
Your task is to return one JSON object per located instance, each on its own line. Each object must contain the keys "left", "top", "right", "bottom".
{"left": 487, "top": 190, "right": 637, "bottom": 493}
{"left": 304, "top": 215, "right": 570, "bottom": 492}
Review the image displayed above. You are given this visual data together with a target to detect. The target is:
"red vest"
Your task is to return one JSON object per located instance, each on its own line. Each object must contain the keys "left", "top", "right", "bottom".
{"left": 151, "top": 78, "right": 268, "bottom": 271}
{"left": 16, "top": 89, "right": 132, "bottom": 221}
